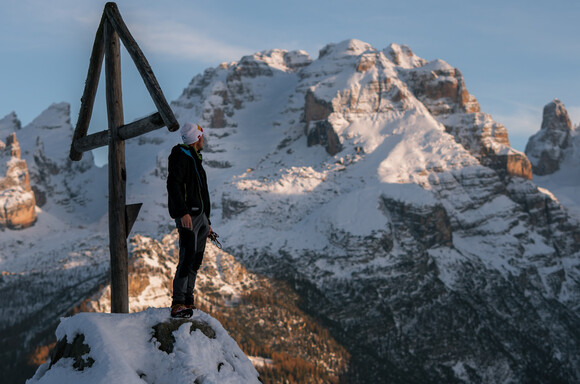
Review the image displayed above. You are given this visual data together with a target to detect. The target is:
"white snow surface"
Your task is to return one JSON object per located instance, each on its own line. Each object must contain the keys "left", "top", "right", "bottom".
{"left": 27, "top": 309, "right": 260, "bottom": 384}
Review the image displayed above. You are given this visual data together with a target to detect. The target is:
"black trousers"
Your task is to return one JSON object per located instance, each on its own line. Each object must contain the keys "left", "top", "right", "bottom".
{"left": 172, "top": 213, "right": 209, "bottom": 305}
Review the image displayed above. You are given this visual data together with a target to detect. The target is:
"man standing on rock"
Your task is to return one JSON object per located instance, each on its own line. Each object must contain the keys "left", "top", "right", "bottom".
{"left": 167, "top": 122, "right": 212, "bottom": 318}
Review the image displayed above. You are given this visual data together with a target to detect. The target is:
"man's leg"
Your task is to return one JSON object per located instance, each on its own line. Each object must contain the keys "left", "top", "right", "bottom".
{"left": 172, "top": 220, "right": 197, "bottom": 306}
{"left": 185, "top": 214, "right": 210, "bottom": 307}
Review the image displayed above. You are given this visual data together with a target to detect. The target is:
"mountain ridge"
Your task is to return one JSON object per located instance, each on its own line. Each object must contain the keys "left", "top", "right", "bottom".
{"left": 1, "top": 38, "right": 579, "bottom": 383}
{"left": 169, "top": 38, "right": 579, "bottom": 382}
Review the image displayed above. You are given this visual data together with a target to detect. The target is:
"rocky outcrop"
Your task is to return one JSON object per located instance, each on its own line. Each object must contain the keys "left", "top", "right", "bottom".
{"left": 306, "top": 120, "right": 342, "bottom": 155}
{"left": 447, "top": 116, "right": 532, "bottom": 180}
{"left": 487, "top": 148, "right": 533, "bottom": 180}
{"left": 402, "top": 59, "right": 480, "bottom": 115}
{"left": 380, "top": 196, "right": 453, "bottom": 249}
{"left": 397, "top": 58, "right": 532, "bottom": 180}
{"left": 304, "top": 90, "right": 333, "bottom": 124}
{"left": 525, "top": 99, "right": 573, "bottom": 175}
{"left": 0, "top": 133, "right": 36, "bottom": 229}
{"left": 303, "top": 90, "right": 343, "bottom": 155}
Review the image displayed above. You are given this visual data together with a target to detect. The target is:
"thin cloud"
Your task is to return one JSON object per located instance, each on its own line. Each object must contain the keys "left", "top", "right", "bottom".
{"left": 4, "top": 1, "right": 251, "bottom": 63}
{"left": 130, "top": 21, "right": 251, "bottom": 64}
{"left": 494, "top": 108, "right": 541, "bottom": 136}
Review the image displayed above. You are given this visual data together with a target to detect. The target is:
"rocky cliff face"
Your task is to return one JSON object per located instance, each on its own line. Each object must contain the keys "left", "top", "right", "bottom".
{"left": 0, "top": 133, "right": 36, "bottom": 229}
{"left": 525, "top": 99, "right": 574, "bottom": 175}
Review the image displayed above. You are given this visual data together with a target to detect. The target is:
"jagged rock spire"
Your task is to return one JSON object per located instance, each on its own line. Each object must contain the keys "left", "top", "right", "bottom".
{"left": 525, "top": 99, "right": 573, "bottom": 175}
{"left": 0, "top": 133, "right": 37, "bottom": 229}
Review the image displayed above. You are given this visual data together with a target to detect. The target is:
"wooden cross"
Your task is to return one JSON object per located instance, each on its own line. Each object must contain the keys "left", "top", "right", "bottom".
{"left": 69, "top": 2, "right": 179, "bottom": 313}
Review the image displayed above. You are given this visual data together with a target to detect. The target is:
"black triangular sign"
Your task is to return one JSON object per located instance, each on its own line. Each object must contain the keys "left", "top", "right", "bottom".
{"left": 125, "top": 203, "right": 142, "bottom": 237}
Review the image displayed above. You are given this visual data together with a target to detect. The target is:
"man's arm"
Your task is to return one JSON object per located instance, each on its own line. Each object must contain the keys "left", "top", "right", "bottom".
{"left": 167, "top": 150, "right": 189, "bottom": 220}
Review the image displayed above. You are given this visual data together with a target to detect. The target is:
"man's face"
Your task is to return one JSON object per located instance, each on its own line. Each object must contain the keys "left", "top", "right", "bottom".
{"left": 194, "top": 135, "right": 204, "bottom": 151}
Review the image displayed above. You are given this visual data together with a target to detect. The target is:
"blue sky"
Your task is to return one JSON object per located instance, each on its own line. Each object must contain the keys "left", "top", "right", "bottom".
{"left": 1, "top": 0, "right": 579, "bottom": 154}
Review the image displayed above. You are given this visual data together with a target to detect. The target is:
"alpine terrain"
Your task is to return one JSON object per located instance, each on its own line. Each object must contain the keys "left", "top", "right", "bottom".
{"left": 0, "top": 39, "right": 579, "bottom": 383}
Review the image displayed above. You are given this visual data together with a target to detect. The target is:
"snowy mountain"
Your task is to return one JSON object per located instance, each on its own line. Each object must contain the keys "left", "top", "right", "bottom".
{"left": 170, "top": 39, "right": 580, "bottom": 382}
{"left": 1, "top": 38, "right": 580, "bottom": 383}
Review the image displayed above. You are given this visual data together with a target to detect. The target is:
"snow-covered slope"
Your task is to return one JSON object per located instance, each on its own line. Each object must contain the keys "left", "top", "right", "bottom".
{"left": 27, "top": 309, "right": 261, "bottom": 384}
{"left": 2, "top": 39, "right": 580, "bottom": 383}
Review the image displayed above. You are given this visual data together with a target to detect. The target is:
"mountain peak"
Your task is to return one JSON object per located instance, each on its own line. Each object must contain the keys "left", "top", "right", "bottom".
{"left": 541, "top": 98, "right": 573, "bottom": 132}
{"left": 238, "top": 49, "right": 312, "bottom": 75}
{"left": 525, "top": 98, "right": 573, "bottom": 175}
{"left": 384, "top": 43, "right": 427, "bottom": 68}
{"left": 0, "top": 111, "right": 22, "bottom": 138}
{"left": 27, "top": 102, "right": 71, "bottom": 130}
{"left": 318, "top": 39, "right": 374, "bottom": 59}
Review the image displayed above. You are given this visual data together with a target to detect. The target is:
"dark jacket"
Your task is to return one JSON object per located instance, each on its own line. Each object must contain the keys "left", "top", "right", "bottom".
{"left": 167, "top": 144, "right": 211, "bottom": 223}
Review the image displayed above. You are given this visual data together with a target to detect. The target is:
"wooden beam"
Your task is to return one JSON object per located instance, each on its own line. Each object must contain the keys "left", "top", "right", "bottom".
{"left": 104, "top": 2, "right": 179, "bottom": 133}
{"left": 69, "top": 13, "right": 106, "bottom": 161}
{"left": 73, "top": 112, "right": 165, "bottom": 153}
{"left": 105, "top": 18, "right": 129, "bottom": 314}
{"left": 73, "top": 129, "right": 109, "bottom": 154}
{"left": 118, "top": 112, "right": 165, "bottom": 140}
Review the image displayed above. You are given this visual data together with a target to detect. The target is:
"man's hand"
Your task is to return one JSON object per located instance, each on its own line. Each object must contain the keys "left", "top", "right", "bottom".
{"left": 180, "top": 214, "right": 193, "bottom": 231}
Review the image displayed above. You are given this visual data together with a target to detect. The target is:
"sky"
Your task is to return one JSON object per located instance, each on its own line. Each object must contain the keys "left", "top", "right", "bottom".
{"left": 1, "top": 0, "right": 579, "bottom": 157}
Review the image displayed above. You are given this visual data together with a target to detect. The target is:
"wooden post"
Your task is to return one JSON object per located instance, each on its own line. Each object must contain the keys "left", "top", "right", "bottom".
{"left": 105, "top": 18, "right": 129, "bottom": 314}
{"left": 69, "top": 2, "right": 180, "bottom": 314}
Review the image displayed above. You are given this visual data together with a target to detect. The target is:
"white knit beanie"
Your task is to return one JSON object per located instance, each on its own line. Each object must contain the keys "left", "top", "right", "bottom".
{"left": 181, "top": 122, "right": 204, "bottom": 145}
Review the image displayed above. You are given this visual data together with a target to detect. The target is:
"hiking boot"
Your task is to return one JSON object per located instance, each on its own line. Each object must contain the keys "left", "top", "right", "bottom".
{"left": 185, "top": 303, "right": 197, "bottom": 310}
{"left": 171, "top": 304, "right": 193, "bottom": 318}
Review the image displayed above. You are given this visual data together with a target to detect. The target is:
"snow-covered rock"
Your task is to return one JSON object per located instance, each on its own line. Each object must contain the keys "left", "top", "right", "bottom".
{"left": 525, "top": 99, "right": 574, "bottom": 175}
{"left": 27, "top": 309, "right": 261, "bottom": 384}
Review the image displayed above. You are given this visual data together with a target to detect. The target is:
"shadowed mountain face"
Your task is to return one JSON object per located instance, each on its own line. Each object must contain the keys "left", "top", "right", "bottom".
{"left": 1, "top": 39, "right": 579, "bottom": 383}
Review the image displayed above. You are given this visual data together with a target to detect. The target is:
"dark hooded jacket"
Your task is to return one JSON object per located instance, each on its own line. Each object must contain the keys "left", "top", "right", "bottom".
{"left": 167, "top": 144, "right": 211, "bottom": 223}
